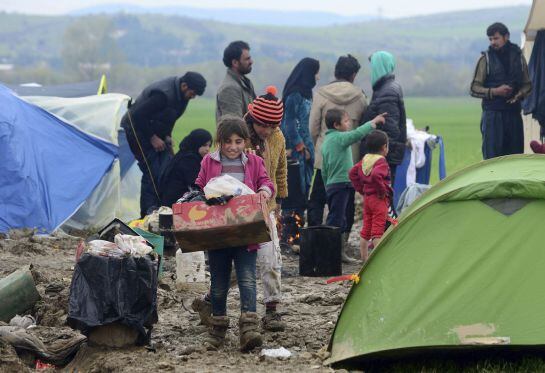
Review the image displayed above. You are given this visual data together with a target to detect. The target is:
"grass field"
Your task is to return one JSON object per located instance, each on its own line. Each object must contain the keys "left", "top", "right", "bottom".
{"left": 173, "top": 96, "right": 483, "bottom": 185}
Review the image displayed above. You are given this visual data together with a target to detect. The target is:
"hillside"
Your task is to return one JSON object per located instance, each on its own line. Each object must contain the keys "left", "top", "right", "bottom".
{"left": 70, "top": 4, "right": 375, "bottom": 26}
{"left": 0, "top": 6, "right": 530, "bottom": 97}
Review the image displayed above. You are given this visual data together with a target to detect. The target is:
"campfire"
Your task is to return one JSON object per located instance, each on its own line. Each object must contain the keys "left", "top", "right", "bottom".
{"left": 279, "top": 211, "right": 304, "bottom": 245}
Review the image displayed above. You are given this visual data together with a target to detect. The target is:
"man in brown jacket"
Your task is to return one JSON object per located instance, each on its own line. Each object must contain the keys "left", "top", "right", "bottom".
{"left": 308, "top": 54, "right": 368, "bottom": 262}
{"left": 216, "top": 40, "right": 256, "bottom": 123}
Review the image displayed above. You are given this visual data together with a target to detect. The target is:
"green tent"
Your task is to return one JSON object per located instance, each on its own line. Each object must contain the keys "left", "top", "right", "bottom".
{"left": 328, "top": 155, "right": 545, "bottom": 366}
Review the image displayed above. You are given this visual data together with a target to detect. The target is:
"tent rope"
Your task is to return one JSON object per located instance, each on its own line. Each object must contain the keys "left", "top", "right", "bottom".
{"left": 125, "top": 110, "right": 161, "bottom": 202}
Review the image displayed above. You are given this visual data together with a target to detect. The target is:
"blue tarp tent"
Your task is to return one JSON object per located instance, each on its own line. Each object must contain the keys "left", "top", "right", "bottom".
{"left": 0, "top": 84, "right": 118, "bottom": 233}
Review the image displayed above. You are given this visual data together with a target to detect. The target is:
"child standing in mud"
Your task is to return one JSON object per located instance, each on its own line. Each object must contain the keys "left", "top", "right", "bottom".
{"left": 349, "top": 130, "right": 392, "bottom": 261}
{"left": 320, "top": 109, "right": 386, "bottom": 262}
{"left": 244, "top": 86, "right": 287, "bottom": 332}
{"left": 195, "top": 116, "right": 274, "bottom": 352}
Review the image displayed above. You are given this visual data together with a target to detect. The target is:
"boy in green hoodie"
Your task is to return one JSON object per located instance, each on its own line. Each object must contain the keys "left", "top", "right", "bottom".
{"left": 321, "top": 108, "right": 386, "bottom": 261}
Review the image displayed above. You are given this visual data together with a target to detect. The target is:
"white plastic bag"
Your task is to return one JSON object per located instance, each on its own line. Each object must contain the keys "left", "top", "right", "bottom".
{"left": 114, "top": 234, "right": 152, "bottom": 257}
{"left": 203, "top": 174, "right": 254, "bottom": 199}
{"left": 87, "top": 240, "right": 126, "bottom": 257}
{"left": 260, "top": 347, "right": 292, "bottom": 358}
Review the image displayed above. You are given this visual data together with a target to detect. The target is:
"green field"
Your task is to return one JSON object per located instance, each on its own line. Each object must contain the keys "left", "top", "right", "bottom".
{"left": 173, "top": 96, "right": 483, "bottom": 185}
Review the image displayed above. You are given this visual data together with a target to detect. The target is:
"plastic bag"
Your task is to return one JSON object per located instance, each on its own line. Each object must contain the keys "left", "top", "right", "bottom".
{"left": 203, "top": 175, "right": 254, "bottom": 199}
{"left": 67, "top": 253, "right": 158, "bottom": 345}
{"left": 87, "top": 240, "right": 127, "bottom": 258}
{"left": 177, "top": 189, "right": 206, "bottom": 203}
{"left": 114, "top": 234, "right": 153, "bottom": 257}
{"left": 0, "top": 325, "right": 87, "bottom": 366}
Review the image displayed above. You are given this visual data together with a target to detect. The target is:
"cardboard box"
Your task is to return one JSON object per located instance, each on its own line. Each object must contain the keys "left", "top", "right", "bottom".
{"left": 172, "top": 194, "right": 271, "bottom": 252}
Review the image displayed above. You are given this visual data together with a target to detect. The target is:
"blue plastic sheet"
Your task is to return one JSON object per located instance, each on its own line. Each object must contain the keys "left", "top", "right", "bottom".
{"left": 0, "top": 84, "right": 118, "bottom": 233}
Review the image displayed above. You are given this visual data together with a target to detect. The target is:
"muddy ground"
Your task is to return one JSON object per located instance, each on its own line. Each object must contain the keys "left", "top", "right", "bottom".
{"left": 0, "top": 228, "right": 363, "bottom": 372}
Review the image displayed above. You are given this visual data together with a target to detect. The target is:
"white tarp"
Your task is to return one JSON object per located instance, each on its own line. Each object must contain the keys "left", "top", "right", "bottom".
{"left": 525, "top": 0, "right": 545, "bottom": 42}
{"left": 24, "top": 93, "right": 141, "bottom": 229}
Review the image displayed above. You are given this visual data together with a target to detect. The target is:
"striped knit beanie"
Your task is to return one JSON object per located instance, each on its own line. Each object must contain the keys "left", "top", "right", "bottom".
{"left": 247, "top": 86, "right": 284, "bottom": 127}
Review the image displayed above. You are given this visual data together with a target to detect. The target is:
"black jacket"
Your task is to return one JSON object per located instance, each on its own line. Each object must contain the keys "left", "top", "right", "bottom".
{"left": 159, "top": 151, "right": 202, "bottom": 206}
{"left": 482, "top": 42, "right": 524, "bottom": 112}
{"left": 360, "top": 74, "right": 407, "bottom": 165}
{"left": 121, "top": 77, "right": 188, "bottom": 158}
{"left": 523, "top": 30, "right": 545, "bottom": 127}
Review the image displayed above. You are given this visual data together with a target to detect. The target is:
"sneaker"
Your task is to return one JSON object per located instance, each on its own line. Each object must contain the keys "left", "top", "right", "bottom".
{"left": 191, "top": 296, "right": 212, "bottom": 326}
{"left": 262, "top": 311, "right": 286, "bottom": 332}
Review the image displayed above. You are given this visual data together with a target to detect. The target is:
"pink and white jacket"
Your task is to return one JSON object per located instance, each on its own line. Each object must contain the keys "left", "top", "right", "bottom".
{"left": 195, "top": 150, "right": 275, "bottom": 197}
{"left": 195, "top": 150, "right": 275, "bottom": 251}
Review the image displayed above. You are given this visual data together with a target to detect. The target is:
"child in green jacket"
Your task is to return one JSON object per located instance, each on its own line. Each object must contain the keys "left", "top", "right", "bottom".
{"left": 321, "top": 108, "right": 386, "bottom": 260}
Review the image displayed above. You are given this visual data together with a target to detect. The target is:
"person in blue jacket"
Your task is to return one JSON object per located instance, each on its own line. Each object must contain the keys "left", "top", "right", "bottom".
{"left": 280, "top": 57, "right": 320, "bottom": 249}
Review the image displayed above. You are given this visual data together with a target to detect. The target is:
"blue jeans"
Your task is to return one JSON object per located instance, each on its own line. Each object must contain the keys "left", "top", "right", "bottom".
{"left": 208, "top": 247, "right": 257, "bottom": 316}
{"left": 325, "top": 183, "right": 354, "bottom": 233}
{"left": 137, "top": 149, "right": 172, "bottom": 217}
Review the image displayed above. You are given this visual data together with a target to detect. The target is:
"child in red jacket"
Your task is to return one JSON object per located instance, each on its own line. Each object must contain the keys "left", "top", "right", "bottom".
{"left": 349, "top": 130, "right": 392, "bottom": 261}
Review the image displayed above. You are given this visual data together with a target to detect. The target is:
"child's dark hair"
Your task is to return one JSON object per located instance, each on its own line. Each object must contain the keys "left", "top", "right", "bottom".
{"left": 216, "top": 115, "right": 250, "bottom": 145}
{"left": 365, "top": 130, "right": 389, "bottom": 153}
{"left": 325, "top": 109, "right": 347, "bottom": 130}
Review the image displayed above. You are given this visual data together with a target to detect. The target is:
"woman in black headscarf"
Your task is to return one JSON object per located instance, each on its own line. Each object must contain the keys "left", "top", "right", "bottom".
{"left": 280, "top": 57, "right": 320, "bottom": 247}
{"left": 159, "top": 129, "right": 212, "bottom": 206}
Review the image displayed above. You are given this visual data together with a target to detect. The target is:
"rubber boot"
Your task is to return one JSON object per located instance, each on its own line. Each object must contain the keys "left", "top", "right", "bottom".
{"left": 262, "top": 311, "right": 286, "bottom": 332}
{"left": 239, "top": 312, "right": 263, "bottom": 352}
{"left": 262, "top": 303, "right": 286, "bottom": 332}
{"left": 203, "top": 315, "right": 229, "bottom": 350}
{"left": 341, "top": 232, "right": 357, "bottom": 263}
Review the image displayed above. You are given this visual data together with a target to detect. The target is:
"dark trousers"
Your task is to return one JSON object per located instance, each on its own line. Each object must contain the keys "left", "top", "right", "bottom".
{"left": 307, "top": 169, "right": 326, "bottom": 226}
{"left": 137, "top": 149, "right": 172, "bottom": 217}
{"left": 208, "top": 247, "right": 257, "bottom": 316}
{"left": 481, "top": 110, "right": 524, "bottom": 160}
{"left": 325, "top": 183, "right": 354, "bottom": 233}
{"left": 345, "top": 188, "right": 355, "bottom": 234}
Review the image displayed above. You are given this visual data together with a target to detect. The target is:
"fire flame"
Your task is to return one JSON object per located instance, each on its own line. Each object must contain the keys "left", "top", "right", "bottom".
{"left": 279, "top": 211, "right": 303, "bottom": 244}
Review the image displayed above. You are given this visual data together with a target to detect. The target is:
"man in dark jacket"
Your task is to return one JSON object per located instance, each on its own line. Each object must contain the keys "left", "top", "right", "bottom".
{"left": 470, "top": 22, "right": 532, "bottom": 159}
{"left": 216, "top": 40, "right": 256, "bottom": 123}
{"left": 121, "top": 72, "right": 206, "bottom": 217}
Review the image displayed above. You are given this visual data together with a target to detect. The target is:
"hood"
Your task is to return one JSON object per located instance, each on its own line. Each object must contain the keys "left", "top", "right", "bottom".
{"left": 362, "top": 154, "right": 384, "bottom": 176}
{"left": 317, "top": 81, "right": 363, "bottom": 105}
{"left": 370, "top": 51, "right": 396, "bottom": 87}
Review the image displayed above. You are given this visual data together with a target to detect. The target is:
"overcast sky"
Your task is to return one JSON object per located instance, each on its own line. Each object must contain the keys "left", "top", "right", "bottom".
{"left": 0, "top": 0, "right": 534, "bottom": 17}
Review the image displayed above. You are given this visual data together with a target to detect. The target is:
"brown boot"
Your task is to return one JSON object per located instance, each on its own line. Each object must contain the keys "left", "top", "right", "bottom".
{"left": 262, "top": 311, "right": 286, "bottom": 332}
{"left": 239, "top": 312, "right": 263, "bottom": 352}
{"left": 203, "top": 315, "right": 229, "bottom": 350}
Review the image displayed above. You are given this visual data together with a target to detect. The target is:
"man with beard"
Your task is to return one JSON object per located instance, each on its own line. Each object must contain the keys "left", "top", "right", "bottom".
{"left": 471, "top": 22, "right": 532, "bottom": 159}
{"left": 216, "top": 41, "right": 256, "bottom": 122}
{"left": 121, "top": 72, "right": 206, "bottom": 217}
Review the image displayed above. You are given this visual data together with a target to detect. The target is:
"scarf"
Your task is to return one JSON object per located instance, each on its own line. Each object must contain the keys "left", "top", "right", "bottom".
{"left": 282, "top": 57, "right": 320, "bottom": 101}
{"left": 370, "top": 51, "right": 396, "bottom": 87}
